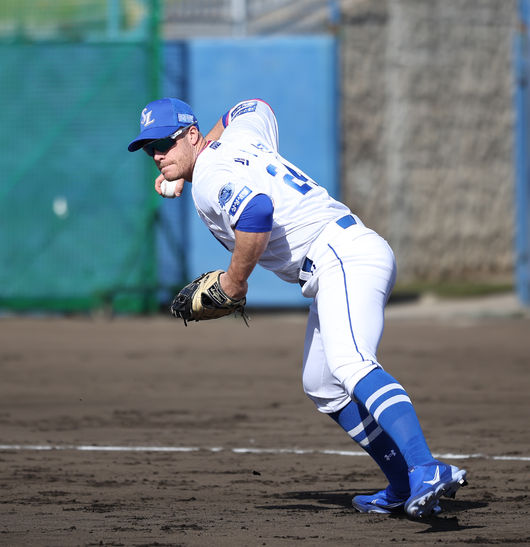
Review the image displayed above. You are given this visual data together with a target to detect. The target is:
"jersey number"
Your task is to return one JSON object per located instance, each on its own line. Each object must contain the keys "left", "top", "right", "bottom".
{"left": 266, "top": 163, "right": 315, "bottom": 195}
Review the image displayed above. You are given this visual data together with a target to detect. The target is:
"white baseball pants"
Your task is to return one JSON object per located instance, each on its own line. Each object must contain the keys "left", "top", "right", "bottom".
{"left": 300, "top": 218, "right": 397, "bottom": 413}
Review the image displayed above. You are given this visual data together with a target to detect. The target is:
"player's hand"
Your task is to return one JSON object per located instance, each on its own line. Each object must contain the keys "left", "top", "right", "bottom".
{"left": 155, "top": 173, "right": 185, "bottom": 198}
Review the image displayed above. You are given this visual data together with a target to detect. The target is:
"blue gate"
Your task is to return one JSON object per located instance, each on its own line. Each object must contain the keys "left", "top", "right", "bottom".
{"left": 159, "top": 36, "right": 338, "bottom": 307}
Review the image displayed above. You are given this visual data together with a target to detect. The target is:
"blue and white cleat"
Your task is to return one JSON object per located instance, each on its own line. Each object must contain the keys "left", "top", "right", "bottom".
{"left": 404, "top": 460, "right": 467, "bottom": 518}
{"left": 353, "top": 485, "right": 442, "bottom": 515}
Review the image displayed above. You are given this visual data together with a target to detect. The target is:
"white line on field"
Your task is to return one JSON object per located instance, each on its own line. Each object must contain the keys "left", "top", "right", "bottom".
{"left": 0, "top": 444, "right": 528, "bottom": 461}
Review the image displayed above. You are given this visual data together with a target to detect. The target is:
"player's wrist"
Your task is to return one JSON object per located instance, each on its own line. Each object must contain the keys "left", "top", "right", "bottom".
{"left": 220, "top": 272, "right": 247, "bottom": 300}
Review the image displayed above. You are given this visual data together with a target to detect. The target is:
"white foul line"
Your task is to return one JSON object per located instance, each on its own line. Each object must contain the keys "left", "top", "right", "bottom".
{"left": 0, "top": 444, "right": 528, "bottom": 461}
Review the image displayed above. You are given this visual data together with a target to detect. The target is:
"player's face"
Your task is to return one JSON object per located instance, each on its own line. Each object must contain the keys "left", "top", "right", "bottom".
{"left": 147, "top": 126, "right": 196, "bottom": 182}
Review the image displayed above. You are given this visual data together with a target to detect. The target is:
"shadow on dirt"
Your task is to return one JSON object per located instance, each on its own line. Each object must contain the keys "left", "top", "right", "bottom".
{"left": 257, "top": 489, "right": 353, "bottom": 511}
{"left": 415, "top": 516, "right": 486, "bottom": 534}
{"left": 411, "top": 499, "right": 488, "bottom": 533}
{"left": 257, "top": 490, "right": 489, "bottom": 531}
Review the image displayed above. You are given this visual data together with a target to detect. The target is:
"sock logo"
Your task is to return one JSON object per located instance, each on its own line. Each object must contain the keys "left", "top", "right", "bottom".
{"left": 384, "top": 449, "right": 396, "bottom": 461}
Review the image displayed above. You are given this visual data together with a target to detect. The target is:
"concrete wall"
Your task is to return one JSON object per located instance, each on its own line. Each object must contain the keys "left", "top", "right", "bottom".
{"left": 340, "top": 0, "right": 517, "bottom": 283}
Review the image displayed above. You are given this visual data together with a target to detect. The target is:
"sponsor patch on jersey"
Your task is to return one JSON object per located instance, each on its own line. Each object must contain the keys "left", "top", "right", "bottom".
{"left": 209, "top": 140, "right": 221, "bottom": 150}
{"left": 218, "top": 182, "right": 234, "bottom": 208}
{"left": 230, "top": 101, "right": 257, "bottom": 121}
{"left": 229, "top": 186, "right": 252, "bottom": 216}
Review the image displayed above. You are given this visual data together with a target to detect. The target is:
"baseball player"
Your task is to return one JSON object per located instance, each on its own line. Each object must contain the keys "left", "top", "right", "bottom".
{"left": 128, "top": 97, "right": 467, "bottom": 518}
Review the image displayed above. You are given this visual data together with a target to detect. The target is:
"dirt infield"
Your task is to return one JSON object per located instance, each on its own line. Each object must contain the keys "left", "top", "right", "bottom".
{"left": 1, "top": 305, "right": 529, "bottom": 546}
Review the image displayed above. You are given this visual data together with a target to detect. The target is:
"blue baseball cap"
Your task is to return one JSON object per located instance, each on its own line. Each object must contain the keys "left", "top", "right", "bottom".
{"left": 128, "top": 97, "right": 199, "bottom": 152}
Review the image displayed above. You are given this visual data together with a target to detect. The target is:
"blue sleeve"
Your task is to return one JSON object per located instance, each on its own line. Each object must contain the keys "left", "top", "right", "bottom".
{"left": 235, "top": 193, "right": 273, "bottom": 233}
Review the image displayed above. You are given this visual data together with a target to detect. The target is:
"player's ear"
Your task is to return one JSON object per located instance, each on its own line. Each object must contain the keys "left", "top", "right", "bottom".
{"left": 188, "top": 125, "right": 200, "bottom": 145}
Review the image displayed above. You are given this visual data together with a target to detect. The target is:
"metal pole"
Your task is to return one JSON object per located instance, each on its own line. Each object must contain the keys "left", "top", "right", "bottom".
{"left": 231, "top": 0, "right": 247, "bottom": 37}
{"left": 514, "top": 0, "right": 530, "bottom": 305}
{"left": 145, "top": 0, "right": 162, "bottom": 312}
{"left": 107, "top": 0, "right": 121, "bottom": 39}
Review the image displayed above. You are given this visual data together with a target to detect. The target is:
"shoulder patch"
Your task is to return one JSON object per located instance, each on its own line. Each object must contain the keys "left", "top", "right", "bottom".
{"left": 230, "top": 101, "right": 258, "bottom": 121}
{"left": 218, "top": 182, "right": 234, "bottom": 207}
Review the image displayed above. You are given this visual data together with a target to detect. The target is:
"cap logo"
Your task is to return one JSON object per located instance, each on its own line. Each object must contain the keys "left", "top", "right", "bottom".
{"left": 141, "top": 108, "right": 155, "bottom": 127}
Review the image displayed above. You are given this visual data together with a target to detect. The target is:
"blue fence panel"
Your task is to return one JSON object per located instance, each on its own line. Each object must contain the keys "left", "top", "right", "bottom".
{"left": 185, "top": 36, "right": 339, "bottom": 307}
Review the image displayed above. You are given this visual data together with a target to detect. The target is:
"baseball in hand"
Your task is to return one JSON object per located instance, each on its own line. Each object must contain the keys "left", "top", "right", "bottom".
{"left": 160, "top": 179, "right": 178, "bottom": 198}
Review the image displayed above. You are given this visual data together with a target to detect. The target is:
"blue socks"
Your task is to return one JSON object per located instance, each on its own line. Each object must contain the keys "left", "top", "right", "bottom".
{"left": 330, "top": 368, "right": 434, "bottom": 494}
{"left": 330, "top": 400, "right": 410, "bottom": 496}
{"left": 353, "top": 368, "right": 434, "bottom": 469}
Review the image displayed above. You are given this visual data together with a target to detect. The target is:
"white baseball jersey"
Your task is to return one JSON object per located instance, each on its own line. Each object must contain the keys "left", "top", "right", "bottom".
{"left": 191, "top": 99, "right": 351, "bottom": 283}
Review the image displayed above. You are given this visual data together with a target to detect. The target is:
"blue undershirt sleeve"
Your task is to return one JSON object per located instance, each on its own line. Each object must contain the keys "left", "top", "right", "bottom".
{"left": 235, "top": 193, "right": 273, "bottom": 233}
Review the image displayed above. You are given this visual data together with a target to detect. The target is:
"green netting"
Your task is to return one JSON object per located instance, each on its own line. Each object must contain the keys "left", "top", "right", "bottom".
{"left": 0, "top": 1, "right": 160, "bottom": 313}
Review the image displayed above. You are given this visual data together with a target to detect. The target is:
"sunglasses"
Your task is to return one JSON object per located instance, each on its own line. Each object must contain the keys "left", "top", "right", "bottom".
{"left": 142, "top": 122, "right": 196, "bottom": 157}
